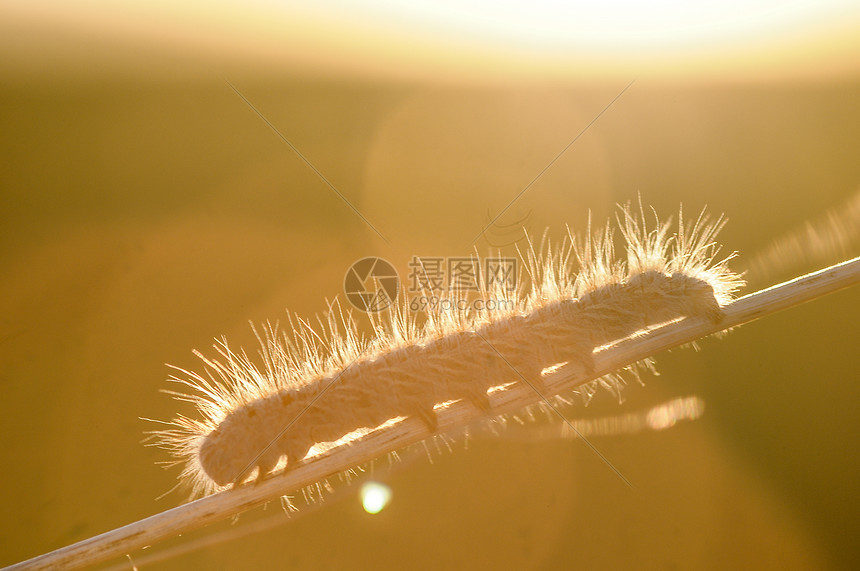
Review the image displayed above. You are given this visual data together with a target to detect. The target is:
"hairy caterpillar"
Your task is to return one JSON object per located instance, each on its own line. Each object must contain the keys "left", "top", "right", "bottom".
{"left": 153, "top": 202, "right": 744, "bottom": 497}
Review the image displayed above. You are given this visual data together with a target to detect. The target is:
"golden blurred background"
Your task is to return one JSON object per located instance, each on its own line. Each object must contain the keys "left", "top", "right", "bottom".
{"left": 1, "top": 1, "right": 859, "bottom": 569}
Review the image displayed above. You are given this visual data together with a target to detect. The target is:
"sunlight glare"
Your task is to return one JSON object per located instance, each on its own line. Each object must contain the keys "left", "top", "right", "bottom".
{"left": 361, "top": 481, "right": 393, "bottom": 514}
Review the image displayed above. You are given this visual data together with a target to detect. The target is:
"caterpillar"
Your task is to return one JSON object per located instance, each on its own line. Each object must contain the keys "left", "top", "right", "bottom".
{"left": 152, "top": 201, "right": 744, "bottom": 498}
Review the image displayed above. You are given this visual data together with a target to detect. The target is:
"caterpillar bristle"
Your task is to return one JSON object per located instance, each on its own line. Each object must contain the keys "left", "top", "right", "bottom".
{"left": 151, "top": 201, "right": 744, "bottom": 499}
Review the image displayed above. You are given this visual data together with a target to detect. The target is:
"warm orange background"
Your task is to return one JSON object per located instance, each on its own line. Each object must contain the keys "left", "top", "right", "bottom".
{"left": 1, "top": 4, "right": 859, "bottom": 570}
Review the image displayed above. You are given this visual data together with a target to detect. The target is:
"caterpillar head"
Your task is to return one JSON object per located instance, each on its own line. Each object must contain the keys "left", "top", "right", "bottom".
{"left": 197, "top": 392, "right": 308, "bottom": 487}
{"left": 197, "top": 404, "right": 280, "bottom": 487}
{"left": 197, "top": 422, "right": 256, "bottom": 487}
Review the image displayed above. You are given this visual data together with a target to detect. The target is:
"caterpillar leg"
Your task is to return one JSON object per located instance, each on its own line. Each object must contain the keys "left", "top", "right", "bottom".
{"left": 253, "top": 461, "right": 274, "bottom": 486}
{"left": 414, "top": 406, "right": 439, "bottom": 433}
{"left": 522, "top": 371, "right": 547, "bottom": 396}
{"left": 466, "top": 389, "right": 492, "bottom": 414}
{"left": 558, "top": 344, "right": 595, "bottom": 375}
{"left": 279, "top": 440, "right": 312, "bottom": 474}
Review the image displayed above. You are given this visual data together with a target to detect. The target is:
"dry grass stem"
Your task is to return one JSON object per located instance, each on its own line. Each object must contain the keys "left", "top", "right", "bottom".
{"left": 6, "top": 255, "right": 859, "bottom": 571}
